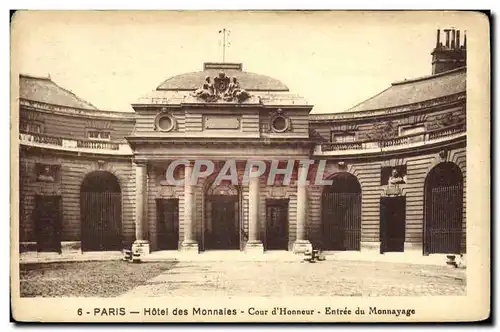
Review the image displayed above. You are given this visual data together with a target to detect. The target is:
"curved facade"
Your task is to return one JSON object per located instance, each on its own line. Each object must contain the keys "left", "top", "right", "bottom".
{"left": 18, "top": 30, "right": 466, "bottom": 256}
{"left": 308, "top": 66, "right": 466, "bottom": 254}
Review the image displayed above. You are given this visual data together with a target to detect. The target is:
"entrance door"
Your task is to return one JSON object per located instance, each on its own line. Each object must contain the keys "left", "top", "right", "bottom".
{"left": 380, "top": 196, "right": 406, "bottom": 253}
{"left": 266, "top": 199, "right": 289, "bottom": 250}
{"left": 156, "top": 199, "right": 179, "bottom": 250}
{"left": 34, "top": 195, "right": 62, "bottom": 253}
{"left": 210, "top": 198, "right": 239, "bottom": 249}
{"left": 80, "top": 171, "right": 122, "bottom": 251}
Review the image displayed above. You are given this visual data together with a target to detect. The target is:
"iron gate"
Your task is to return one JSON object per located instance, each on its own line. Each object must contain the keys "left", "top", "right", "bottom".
{"left": 322, "top": 192, "right": 361, "bottom": 250}
{"left": 81, "top": 192, "right": 122, "bottom": 251}
{"left": 425, "top": 184, "right": 463, "bottom": 254}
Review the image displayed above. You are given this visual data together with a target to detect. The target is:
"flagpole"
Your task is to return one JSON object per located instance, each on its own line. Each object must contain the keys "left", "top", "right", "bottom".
{"left": 222, "top": 28, "right": 226, "bottom": 63}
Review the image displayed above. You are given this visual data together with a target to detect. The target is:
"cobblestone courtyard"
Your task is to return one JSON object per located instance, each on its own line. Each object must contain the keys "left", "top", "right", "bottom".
{"left": 20, "top": 258, "right": 466, "bottom": 298}
{"left": 121, "top": 259, "right": 466, "bottom": 297}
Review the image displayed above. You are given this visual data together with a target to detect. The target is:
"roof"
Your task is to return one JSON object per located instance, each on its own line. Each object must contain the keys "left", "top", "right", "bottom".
{"left": 345, "top": 67, "right": 466, "bottom": 113}
{"left": 20, "top": 74, "right": 98, "bottom": 110}
{"left": 156, "top": 62, "right": 289, "bottom": 92}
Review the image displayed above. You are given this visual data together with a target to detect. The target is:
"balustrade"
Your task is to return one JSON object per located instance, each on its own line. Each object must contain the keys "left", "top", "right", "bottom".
{"left": 19, "top": 132, "right": 62, "bottom": 146}
{"left": 76, "top": 140, "right": 119, "bottom": 150}
{"left": 19, "top": 132, "right": 125, "bottom": 153}
{"left": 322, "top": 141, "right": 363, "bottom": 152}
{"left": 320, "top": 122, "right": 465, "bottom": 154}
{"left": 428, "top": 123, "right": 465, "bottom": 140}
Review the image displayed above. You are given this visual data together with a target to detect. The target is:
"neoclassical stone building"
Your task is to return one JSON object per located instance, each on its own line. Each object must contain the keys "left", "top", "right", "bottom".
{"left": 18, "top": 29, "right": 466, "bottom": 256}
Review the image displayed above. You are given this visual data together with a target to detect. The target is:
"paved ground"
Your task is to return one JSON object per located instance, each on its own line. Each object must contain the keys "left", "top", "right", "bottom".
{"left": 121, "top": 260, "right": 466, "bottom": 297}
{"left": 19, "top": 251, "right": 466, "bottom": 297}
{"left": 19, "top": 261, "right": 178, "bottom": 297}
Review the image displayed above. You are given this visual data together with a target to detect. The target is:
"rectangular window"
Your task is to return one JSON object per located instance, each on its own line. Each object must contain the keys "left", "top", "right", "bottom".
{"left": 99, "top": 131, "right": 110, "bottom": 140}
{"left": 87, "top": 130, "right": 111, "bottom": 140}
{"left": 88, "top": 131, "right": 100, "bottom": 139}
{"left": 20, "top": 121, "right": 42, "bottom": 134}
{"left": 20, "top": 122, "right": 28, "bottom": 133}
{"left": 331, "top": 132, "right": 356, "bottom": 143}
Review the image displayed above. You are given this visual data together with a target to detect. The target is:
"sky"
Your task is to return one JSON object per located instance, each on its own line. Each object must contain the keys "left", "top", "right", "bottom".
{"left": 12, "top": 11, "right": 473, "bottom": 113}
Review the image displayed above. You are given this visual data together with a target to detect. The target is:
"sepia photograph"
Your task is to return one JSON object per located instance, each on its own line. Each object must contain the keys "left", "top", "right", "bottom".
{"left": 10, "top": 10, "right": 490, "bottom": 322}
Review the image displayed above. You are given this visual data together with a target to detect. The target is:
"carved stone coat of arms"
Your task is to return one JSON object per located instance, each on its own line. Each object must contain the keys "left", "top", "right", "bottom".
{"left": 192, "top": 71, "right": 250, "bottom": 103}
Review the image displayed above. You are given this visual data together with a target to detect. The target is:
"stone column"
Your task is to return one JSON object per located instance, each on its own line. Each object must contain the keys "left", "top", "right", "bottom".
{"left": 132, "top": 161, "right": 150, "bottom": 257}
{"left": 181, "top": 161, "right": 198, "bottom": 252}
{"left": 246, "top": 166, "right": 263, "bottom": 253}
{"left": 293, "top": 164, "right": 312, "bottom": 253}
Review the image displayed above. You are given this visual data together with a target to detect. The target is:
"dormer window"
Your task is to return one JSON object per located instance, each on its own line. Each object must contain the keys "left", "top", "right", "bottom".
{"left": 88, "top": 130, "right": 111, "bottom": 140}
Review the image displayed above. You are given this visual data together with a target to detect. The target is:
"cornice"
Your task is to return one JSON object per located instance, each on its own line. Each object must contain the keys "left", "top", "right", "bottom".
{"left": 19, "top": 98, "right": 136, "bottom": 121}
{"left": 309, "top": 93, "right": 466, "bottom": 122}
{"left": 20, "top": 144, "right": 134, "bottom": 159}
{"left": 125, "top": 136, "right": 316, "bottom": 146}
{"left": 19, "top": 134, "right": 466, "bottom": 162}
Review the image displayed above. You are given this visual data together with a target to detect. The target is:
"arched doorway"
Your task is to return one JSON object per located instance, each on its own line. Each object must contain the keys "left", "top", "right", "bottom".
{"left": 80, "top": 171, "right": 122, "bottom": 251}
{"left": 321, "top": 173, "right": 362, "bottom": 250}
{"left": 204, "top": 181, "right": 240, "bottom": 250}
{"left": 424, "top": 162, "right": 463, "bottom": 254}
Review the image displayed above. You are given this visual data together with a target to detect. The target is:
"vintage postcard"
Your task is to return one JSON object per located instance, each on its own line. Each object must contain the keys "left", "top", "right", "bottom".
{"left": 10, "top": 10, "right": 490, "bottom": 323}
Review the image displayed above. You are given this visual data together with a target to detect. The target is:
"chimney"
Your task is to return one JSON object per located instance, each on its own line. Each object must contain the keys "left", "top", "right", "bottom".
{"left": 444, "top": 29, "right": 451, "bottom": 48}
{"left": 431, "top": 28, "right": 466, "bottom": 74}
